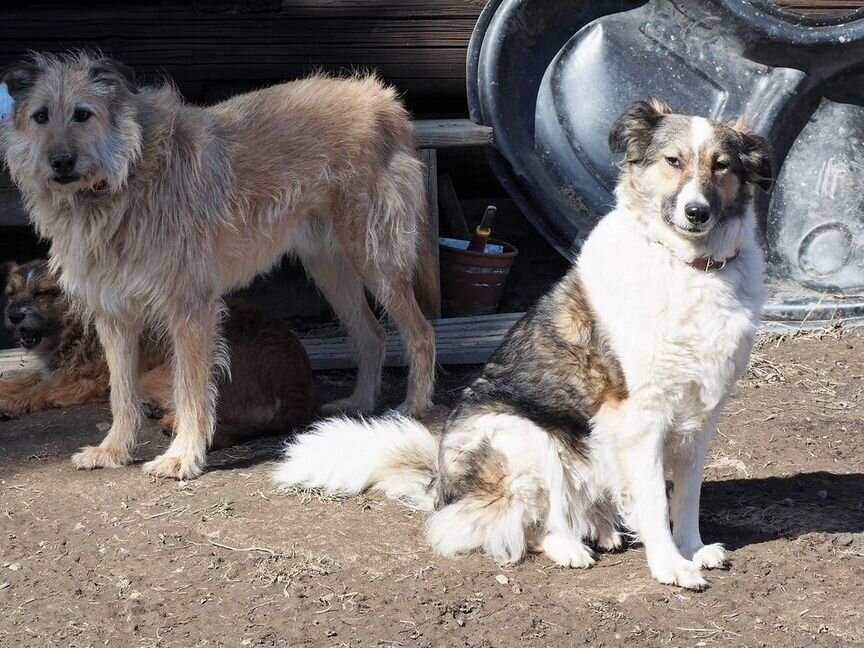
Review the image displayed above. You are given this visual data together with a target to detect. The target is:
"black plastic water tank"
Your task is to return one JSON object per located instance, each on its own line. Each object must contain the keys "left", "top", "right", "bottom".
{"left": 468, "top": 0, "right": 864, "bottom": 328}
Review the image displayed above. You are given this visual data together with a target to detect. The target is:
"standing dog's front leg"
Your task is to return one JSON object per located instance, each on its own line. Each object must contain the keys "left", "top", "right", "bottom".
{"left": 617, "top": 408, "right": 707, "bottom": 590}
{"left": 72, "top": 315, "right": 142, "bottom": 469}
{"left": 669, "top": 409, "right": 727, "bottom": 570}
{"left": 143, "top": 301, "right": 222, "bottom": 480}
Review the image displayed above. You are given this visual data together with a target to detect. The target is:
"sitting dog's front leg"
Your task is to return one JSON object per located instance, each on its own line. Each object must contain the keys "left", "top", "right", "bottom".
{"left": 616, "top": 407, "right": 707, "bottom": 590}
{"left": 72, "top": 315, "right": 142, "bottom": 469}
{"left": 669, "top": 409, "right": 727, "bottom": 570}
{"left": 143, "top": 300, "right": 222, "bottom": 480}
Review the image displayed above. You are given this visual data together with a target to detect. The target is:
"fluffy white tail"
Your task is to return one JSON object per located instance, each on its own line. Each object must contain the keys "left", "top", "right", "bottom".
{"left": 272, "top": 414, "right": 438, "bottom": 510}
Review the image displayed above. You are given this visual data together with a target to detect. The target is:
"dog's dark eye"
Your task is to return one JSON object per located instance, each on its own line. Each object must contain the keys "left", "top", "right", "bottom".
{"left": 33, "top": 288, "right": 60, "bottom": 298}
{"left": 665, "top": 156, "right": 681, "bottom": 168}
{"left": 714, "top": 159, "right": 730, "bottom": 172}
{"left": 73, "top": 108, "right": 93, "bottom": 123}
{"left": 31, "top": 108, "right": 49, "bottom": 125}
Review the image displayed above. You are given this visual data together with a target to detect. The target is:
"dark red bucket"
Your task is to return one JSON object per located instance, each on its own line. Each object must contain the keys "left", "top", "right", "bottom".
{"left": 439, "top": 239, "right": 519, "bottom": 317}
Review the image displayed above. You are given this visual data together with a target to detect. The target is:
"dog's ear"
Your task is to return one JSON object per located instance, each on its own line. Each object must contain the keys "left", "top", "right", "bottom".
{"left": 734, "top": 124, "right": 773, "bottom": 192}
{"left": 89, "top": 58, "right": 138, "bottom": 95}
{"left": 609, "top": 99, "right": 673, "bottom": 164}
{"left": 1, "top": 60, "right": 41, "bottom": 101}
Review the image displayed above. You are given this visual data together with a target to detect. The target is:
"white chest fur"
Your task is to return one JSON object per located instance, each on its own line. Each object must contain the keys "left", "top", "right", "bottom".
{"left": 578, "top": 208, "right": 765, "bottom": 428}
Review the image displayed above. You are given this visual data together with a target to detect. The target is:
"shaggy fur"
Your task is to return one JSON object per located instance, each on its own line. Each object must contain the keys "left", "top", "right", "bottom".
{"left": 1, "top": 52, "right": 436, "bottom": 479}
{"left": 1, "top": 259, "right": 313, "bottom": 449}
{"left": 273, "top": 100, "right": 772, "bottom": 590}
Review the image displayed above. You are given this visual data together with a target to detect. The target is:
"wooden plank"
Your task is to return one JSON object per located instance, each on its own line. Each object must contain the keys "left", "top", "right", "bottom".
{"left": 420, "top": 149, "right": 442, "bottom": 319}
{"left": 271, "top": 0, "right": 489, "bottom": 18}
{"left": 0, "top": 350, "right": 34, "bottom": 377}
{"left": 775, "top": 0, "right": 864, "bottom": 14}
{"left": 0, "top": 313, "right": 525, "bottom": 376}
{"left": 302, "top": 312, "right": 523, "bottom": 369}
{"left": 413, "top": 120, "right": 494, "bottom": 149}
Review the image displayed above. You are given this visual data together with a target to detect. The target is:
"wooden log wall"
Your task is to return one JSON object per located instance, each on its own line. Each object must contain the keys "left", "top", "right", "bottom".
{"left": 0, "top": 0, "right": 486, "bottom": 114}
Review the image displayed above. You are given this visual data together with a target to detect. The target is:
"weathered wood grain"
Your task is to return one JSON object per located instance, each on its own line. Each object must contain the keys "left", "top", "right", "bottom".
{"left": 0, "top": 312, "right": 525, "bottom": 375}
{"left": 776, "top": 0, "right": 864, "bottom": 14}
{"left": 413, "top": 120, "right": 494, "bottom": 149}
{"left": 420, "top": 148, "right": 442, "bottom": 319}
{"left": 0, "top": 2, "right": 484, "bottom": 101}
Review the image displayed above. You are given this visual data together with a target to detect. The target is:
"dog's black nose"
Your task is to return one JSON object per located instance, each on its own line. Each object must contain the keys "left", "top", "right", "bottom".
{"left": 684, "top": 202, "right": 711, "bottom": 225}
{"left": 49, "top": 153, "right": 77, "bottom": 175}
{"left": 7, "top": 310, "right": 25, "bottom": 325}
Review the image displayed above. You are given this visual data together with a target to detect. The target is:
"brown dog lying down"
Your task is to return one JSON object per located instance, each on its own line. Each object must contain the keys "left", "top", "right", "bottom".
{"left": 1, "top": 260, "right": 313, "bottom": 449}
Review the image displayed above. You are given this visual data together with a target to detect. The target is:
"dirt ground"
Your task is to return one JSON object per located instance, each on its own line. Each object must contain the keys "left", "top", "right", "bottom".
{"left": 1, "top": 326, "right": 863, "bottom": 648}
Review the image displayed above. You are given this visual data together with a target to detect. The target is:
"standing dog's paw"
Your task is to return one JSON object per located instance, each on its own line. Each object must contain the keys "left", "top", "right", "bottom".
{"left": 72, "top": 445, "right": 131, "bottom": 470}
{"left": 320, "top": 397, "right": 375, "bottom": 417}
{"left": 395, "top": 399, "right": 433, "bottom": 418}
{"left": 142, "top": 453, "right": 203, "bottom": 480}
{"left": 691, "top": 543, "right": 728, "bottom": 570}
{"left": 649, "top": 558, "right": 708, "bottom": 590}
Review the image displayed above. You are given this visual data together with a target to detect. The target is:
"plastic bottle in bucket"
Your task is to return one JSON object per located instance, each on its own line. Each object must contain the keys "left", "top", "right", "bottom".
{"left": 466, "top": 206, "right": 497, "bottom": 252}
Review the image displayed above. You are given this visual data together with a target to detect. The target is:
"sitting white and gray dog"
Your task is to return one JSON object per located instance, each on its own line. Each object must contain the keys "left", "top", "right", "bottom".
{"left": 273, "top": 100, "right": 772, "bottom": 590}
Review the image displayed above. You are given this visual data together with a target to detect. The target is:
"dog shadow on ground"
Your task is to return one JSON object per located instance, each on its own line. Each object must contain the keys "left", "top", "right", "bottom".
{"left": 0, "top": 402, "right": 295, "bottom": 474}
{"left": 701, "top": 472, "right": 864, "bottom": 549}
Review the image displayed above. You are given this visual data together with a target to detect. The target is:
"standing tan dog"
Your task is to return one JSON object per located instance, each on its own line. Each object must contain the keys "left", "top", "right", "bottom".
{"left": 1, "top": 259, "right": 314, "bottom": 449}
{"left": 1, "top": 52, "right": 436, "bottom": 479}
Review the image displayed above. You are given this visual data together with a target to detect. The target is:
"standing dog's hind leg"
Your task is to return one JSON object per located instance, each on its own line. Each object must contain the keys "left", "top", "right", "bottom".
{"left": 366, "top": 274, "right": 434, "bottom": 417}
{"left": 297, "top": 244, "right": 386, "bottom": 415}
{"left": 72, "top": 315, "right": 142, "bottom": 470}
{"left": 143, "top": 300, "right": 223, "bottom": 480}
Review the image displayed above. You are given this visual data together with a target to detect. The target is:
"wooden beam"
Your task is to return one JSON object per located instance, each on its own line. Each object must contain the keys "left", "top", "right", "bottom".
{"left": 419, "top": 149, "right": 442, "bottom": 319}
{"left": 302, "top": 312, "right": 523, "bottom": 369}
{"left": 413, "top": 120, "right": 494, "bottom": 149}
{"left": 0, "top": 313, "right": 526, "bottom": 376}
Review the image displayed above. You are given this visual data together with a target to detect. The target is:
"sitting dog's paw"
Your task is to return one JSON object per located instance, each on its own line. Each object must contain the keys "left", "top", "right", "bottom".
{"left": 141, "top": 401, "right": 165, "bottom": 420}
{"left": 691, "top": 543, "right": 728, "bottom": 570}
{"left": 0, "top": 399, "right": 23, "bottom": 421}
{"left": 596, "top": 529, "right": 624, "bottom": 552}
{"left": 157, "top": 414, "right": 176, "bottom": 438}
{"left": 143, "top": 453, "right": 203, "bottom": 481}
{"left": 541, "top": 532, "right": 596, "bottom": 568}
{"left": 72, "top": 445, "right": 131, "bottom": 470}
{"left": 649, "top": 558, "right": 708, "bottom": 590}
